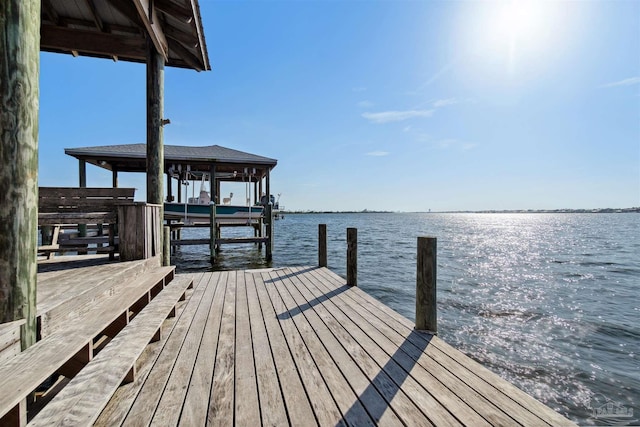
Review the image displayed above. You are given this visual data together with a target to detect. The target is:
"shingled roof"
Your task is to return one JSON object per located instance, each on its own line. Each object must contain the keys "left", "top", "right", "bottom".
{"left": 65, "top": 143, "right": 277, "bottom": 177}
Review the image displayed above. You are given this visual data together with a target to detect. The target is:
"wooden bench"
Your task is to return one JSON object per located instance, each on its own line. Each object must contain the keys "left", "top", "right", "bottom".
{"left": 0, "top": 266, "right": 182, "bottom": 426}
{"left": 38, "top": 187, "right": 135, "bottom": 260}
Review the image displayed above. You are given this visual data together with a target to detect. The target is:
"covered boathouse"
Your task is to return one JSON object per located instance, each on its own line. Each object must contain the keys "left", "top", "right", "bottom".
{"left": 64, "top": 143, "right": 278, "bottom": 208}
{"left": 65, "top": 143, "right": 279, "bottom": 260}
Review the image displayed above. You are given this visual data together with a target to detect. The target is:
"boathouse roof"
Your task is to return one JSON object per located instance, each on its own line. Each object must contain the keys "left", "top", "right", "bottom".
{"left": 65, "top": 143, "right": 278, "bottom": 176}
{"left": 41, "top": 0, "right": 210, "bottom": 71}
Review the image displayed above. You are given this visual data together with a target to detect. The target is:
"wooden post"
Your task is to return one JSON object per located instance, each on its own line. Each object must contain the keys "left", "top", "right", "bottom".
{"left": 146, "top": 40, "right": 164, "bottom": 207}
{"left": 319, "top": 224, "right": 327, "bottom": 267}
{"left": 78, "top": 160, "right": 87, "bottom": 251}
{"left": 163, "top": 226, "right": 170, "bottom": 266}
{"left": 347, "top": 228, "right": 357, "bottom": 286}
{"left": 416, "top": 237, "right": 437, "bottom": 334}
{"left": 0, "top": 0, "right": 40, "bottom": 351}
{"left": 209, "top": 203, "right": 216, "bottom": 263}
{"left": 147, "top": 40, "right": 165, "bottom": 264}
{"left": 265, "top": 204, "right": 273, "bottom": 261}
{"left": 112, "top": 168, "right": 118, "bottom": 188}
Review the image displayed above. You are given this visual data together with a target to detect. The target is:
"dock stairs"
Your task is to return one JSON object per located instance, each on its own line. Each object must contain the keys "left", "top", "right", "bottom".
{"left": 0, "top": 259, "right": 194, "bottom": 426}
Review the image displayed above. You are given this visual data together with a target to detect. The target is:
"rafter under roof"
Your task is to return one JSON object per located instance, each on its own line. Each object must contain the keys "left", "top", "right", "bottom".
{"left": 40, "top": 0, "right": 210, "bottom": 71}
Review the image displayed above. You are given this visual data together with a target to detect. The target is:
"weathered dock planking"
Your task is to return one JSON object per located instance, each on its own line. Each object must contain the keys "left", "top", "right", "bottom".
{"left": 96, "top": 267, "right": 576, "bottom": 426}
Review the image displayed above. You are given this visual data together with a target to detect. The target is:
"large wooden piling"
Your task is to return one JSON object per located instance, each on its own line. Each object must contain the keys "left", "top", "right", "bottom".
{"left": 146, "top": 40, "right": 164, "bottom": 208}
{"left": 347, "top": 228, "right": 357, "bottom": 286}
{"left": 0, "top": 0, "right": 40, "bottom": 351}
{"left": 416, "top": 236, "right": 437, "bottom": 333}
{"left": 318, "top": 224, "right": 327, "bottom": 267}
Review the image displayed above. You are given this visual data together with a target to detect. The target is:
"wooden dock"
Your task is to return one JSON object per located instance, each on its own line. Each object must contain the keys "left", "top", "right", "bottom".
{"left": 92, "top": 266, "right": 575, "bottom": 426}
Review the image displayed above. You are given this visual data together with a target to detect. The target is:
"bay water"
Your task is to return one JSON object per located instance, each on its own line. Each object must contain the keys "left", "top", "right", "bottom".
{"left": 173, "top": 212, "right": 639, "bottom": 425}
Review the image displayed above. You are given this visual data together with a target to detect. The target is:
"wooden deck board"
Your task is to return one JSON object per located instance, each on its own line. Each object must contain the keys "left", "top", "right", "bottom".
{"left": 179, "top": 271, "right": 226, "bottom": 425}
{"left": 244, "top": 272, "right": 289, "bottom": 427}
{"left": 267, "top": 268, "right": 376, "bottom": 427}
{"left": 119, "top": 272, "right": 211, "bottom": 426}
{"left": 271, "top": 268, "right": 404, "bottom": 426}
{"left": 94, "top": 266, "right": 575, "bottom": 427}
{"left": 262, "top": 270, "right": 346, "bottom": 427}
{"left": 150, "top": 271, "right": 221, "bottom": 426}
{"left": 311, "top": 266, "right": 576, "bottom": 427}
{"left": 251, "top": 271, "right": 318, "bottom": 426}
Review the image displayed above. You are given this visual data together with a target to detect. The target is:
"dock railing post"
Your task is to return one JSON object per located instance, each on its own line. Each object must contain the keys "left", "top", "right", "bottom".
{"left": 347, "top": 228, "right": 357, "bottom": 286}
{"left": 163, "top": 226, "right": 170, "bottom": 266}
{"left": 319, "top": 224, "right": 327, "bottom": 267}
{"left": 416, "top": 236, "right": 437, "bottom": 334}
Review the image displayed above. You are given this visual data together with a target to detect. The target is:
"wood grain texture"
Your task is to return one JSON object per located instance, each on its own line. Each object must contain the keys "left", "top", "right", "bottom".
{"left": 0, "top": 0, "right": 40, "bottom": 349}
{"left": 55, "top": 266, "right": 577, "bottom": 427}
{"left": 0, "top": 265, "right": 174, "bottom": 421}
{"left": 29, "top": 275, "right": 193, "bottom": 426}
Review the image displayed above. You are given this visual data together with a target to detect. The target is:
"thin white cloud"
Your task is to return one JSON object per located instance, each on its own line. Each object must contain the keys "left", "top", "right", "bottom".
{"left": 362, "top": 109, "right": 435, "bottom": 124}
{"left": 461, "top": 143, "right": 478, "bottom": 151}
{"left": 437, "top": 138, "right": 457, "bottom": 148}
{"left": 600, "top": 77, "right": 640, "bottom": 88}
{"left": 352, "top": 87, "right": 367, "bottom": 92}
{"left": 366, "top": 151, "right": 389, "bottom": 156}
{"left": 433, "top": 98, "right": 458, "bottom": 108}
{"left": 358, "top": 100, "right": 374, "bottom": 108}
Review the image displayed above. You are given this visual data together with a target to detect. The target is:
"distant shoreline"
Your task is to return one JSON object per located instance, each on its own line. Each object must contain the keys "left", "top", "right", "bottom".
{"left": 282, "top": 207, "right": 640, "bottom": 214}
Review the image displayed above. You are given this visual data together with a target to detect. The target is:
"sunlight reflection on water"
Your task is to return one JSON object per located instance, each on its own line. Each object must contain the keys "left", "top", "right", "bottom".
{"left": 172, "top": 212, "right": 639, "bottom": 425}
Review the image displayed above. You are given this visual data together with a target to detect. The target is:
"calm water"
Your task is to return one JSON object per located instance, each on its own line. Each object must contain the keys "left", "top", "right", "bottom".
{"left": 173, "top": 213, "right": 639, "bottom": 425}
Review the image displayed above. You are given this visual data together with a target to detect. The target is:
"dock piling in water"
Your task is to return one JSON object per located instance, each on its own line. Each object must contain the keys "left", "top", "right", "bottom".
{"left": 416, "top": 236, "right": 437, "bottom": 334}
{"left": 347, "top": 228, "right": 357, "bottom": 286}
{"left": 318, "top": 224, "right": 327, "bottom": 267}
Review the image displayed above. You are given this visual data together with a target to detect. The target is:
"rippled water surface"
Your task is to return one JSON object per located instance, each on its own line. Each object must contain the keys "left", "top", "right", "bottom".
{"left": 173, "top": 213, "right": 639, "bottom": 425}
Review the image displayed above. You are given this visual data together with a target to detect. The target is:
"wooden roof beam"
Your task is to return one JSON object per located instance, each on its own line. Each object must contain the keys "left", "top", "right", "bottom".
{"left": 164, "top": 24, "right": 197, "bottom": 47}
{"left": 106, "top": 0, "right": 143, "bottom": 27}
{"left": 84, "top": 0, "right": 106, "bottom": 33}
{"left": 132, "top": 0, "right": 169, "bottom": 61}
{"left": 42, "top": 0, "right": 62, "bottom": 26}
{"left": 166, "top": 38, "right": 202, "bottom": 71}
{"left": 155, "top": 0, "right": 193, "bottom": 24}
{"left": 41, "top": 26, "right": 147, "bottom": 60}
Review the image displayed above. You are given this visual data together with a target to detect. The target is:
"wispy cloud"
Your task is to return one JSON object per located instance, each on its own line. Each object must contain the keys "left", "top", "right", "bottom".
{"left": 437, "top": 138, "right": 457, "bottom": 148}
{"left": 358, "top": 100, "right": 374, "bottom": 108}
{"left": 600, "top": 77, "right": 640, "bottom": 88}
{"left": 366, "top": 151, "right": 390, "bottom": 156}
{"left": 362, "top": 109, "right": 435, "bottom": 124}
{"left": 352, "top": 87, "right": 367, "bottom": 92}
{"left": 434, "top": 138, "right": 478, "bottom": 152}
{"left": 433, "top": 98, "right": 458, "bottom": 108}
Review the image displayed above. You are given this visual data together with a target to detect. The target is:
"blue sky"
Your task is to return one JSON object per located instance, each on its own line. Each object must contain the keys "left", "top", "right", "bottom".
{"left": 39, "top": 0, "right": 639, "bottom": 212}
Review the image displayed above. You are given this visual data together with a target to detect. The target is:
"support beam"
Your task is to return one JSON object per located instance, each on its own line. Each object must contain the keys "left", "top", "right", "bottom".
{"left": 133, "top": 0, "right": 169, "bottom": 61}
{"left": 0, "top": 0, "right": 40, "bottom": 350}
{"left": 40, "top": 26, "right": 147, "bottom": 60}
{"left": 78, "top": 160, "right": 87, "bottom": 241}
{"left": 146, "top": 39, "right": 164, "bottom": 207}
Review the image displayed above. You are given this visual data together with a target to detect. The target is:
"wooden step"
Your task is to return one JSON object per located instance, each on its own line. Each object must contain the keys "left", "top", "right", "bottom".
{"left": 0, "top": 266, "right": 176, "bottom": 426}
{"left": 28, "top": 275, "right": 194, "bottom": 426}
